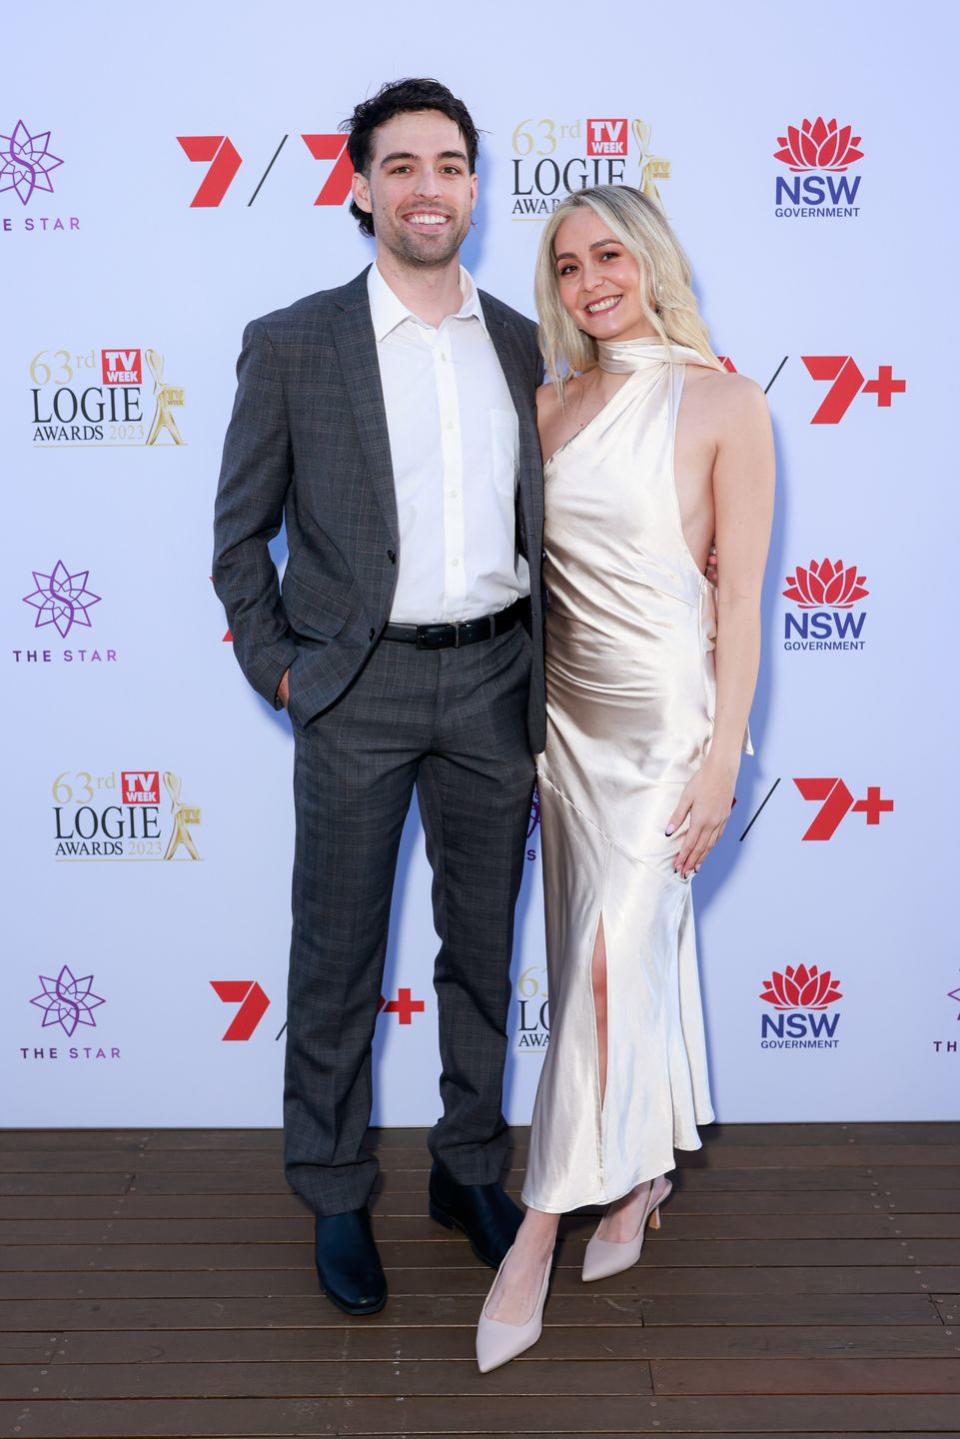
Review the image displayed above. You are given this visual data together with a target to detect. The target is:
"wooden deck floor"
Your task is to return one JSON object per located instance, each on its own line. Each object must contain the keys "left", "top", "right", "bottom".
{"left": 1, "top": 1123, "right": 959, "bottom": 1436}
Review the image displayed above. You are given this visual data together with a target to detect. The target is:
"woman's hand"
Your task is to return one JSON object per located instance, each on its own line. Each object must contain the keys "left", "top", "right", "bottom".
{"left": 666, "top": 757, "right": 738, "bottom": 879}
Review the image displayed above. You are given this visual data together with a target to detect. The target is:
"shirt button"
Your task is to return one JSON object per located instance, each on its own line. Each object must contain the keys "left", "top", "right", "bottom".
{"left": 451, "top": 558, "right": 460, "bottom": 568}
{"left": 449, "top": 490, "right": 459, "bottom": 499}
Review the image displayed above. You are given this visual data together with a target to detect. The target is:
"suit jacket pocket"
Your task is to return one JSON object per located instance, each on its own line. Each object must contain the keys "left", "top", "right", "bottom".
{"left": 281, "top": 569, "right": 354, "bottom": 641}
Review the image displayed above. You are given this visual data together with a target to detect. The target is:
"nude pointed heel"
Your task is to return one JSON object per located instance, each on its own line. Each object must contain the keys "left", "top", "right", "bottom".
{"left": 475, "top": 1245, "right": 552, "bottom": 1372}
{"left": 581, "top": 1177, "right": 672, "bottom": 1283}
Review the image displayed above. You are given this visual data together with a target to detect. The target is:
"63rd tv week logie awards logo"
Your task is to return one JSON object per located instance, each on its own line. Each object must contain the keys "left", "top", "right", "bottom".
{"left": 51, "top": 769, "right": 201, "bottom": 861}
{"left": 29, "top": 347, "right": 185, "bottom": 446}
{"left": 509, "top": 115, "right": 670, "bottom": 218}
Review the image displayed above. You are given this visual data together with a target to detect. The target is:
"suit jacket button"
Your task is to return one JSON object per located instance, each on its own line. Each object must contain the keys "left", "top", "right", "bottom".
{"left": 369, "top": 628, "right": 376, "bottom": 642}
{"left": 387, "top": 549, "right": 396, "bottom": 564}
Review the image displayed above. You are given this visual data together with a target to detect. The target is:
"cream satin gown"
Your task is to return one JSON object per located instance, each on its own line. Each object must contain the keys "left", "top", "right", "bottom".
{"left": 522, "top": 337, "right": 749, "bottom": 1214}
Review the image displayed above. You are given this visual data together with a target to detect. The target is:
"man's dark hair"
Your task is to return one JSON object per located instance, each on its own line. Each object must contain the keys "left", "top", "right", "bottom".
{"left": 341, "top": 78, "right": 480, "bottom": 237}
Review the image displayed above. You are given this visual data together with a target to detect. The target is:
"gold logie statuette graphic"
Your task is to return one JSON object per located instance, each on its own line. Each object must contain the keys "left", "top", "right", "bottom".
{"left": 163, "top": 771, "right": 201, "bottom": 860}
{"left": 145, "top": 349, "right": 185, "bottom": 446}
{"left": 633, "top": 120, "right": 671, "bottom": 204}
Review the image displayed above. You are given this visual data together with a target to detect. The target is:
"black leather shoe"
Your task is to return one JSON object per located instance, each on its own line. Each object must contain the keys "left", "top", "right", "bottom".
{"left": 428, "top": 1161, "right": 523, "bottom": 1269}
{"left": 314, "top": 1208, "right": 387, "bottom": 1316}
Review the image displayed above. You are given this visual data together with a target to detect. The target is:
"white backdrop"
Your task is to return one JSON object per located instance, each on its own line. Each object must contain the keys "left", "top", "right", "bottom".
{"left": 3, "top": 0, "right": 956, "bottom": 1129}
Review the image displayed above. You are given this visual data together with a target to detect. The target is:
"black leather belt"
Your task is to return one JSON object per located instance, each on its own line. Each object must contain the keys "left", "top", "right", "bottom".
{"left": 383, "top": 598, "right": 529, "bottom": 650}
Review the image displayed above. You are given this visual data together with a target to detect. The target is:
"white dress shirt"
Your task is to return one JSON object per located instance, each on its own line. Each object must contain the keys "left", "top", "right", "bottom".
{"left": 367, "top": 262, "right": 530, "bottom": 624}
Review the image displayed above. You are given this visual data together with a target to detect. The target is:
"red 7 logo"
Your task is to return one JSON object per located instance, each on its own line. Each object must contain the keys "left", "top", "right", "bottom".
{"left": 177, "top": 136, "right": 242, "bottom": 207}
{"left": 801, "top": 356, "right": 865, "bottom": 424}
{"left": 301, "top": 134, "right": 354, "bottom": 205}
{"left": 793, "top": 777, "right": 854, "bottom": 840}
{"left": 210, "top": 980, "right": 270, "bottom": 1039}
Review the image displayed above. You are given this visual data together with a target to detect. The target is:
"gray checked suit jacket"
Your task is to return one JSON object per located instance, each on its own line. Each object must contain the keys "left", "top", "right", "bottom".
{"left": 213, "top": 267, "right": 546, "bottom": 751}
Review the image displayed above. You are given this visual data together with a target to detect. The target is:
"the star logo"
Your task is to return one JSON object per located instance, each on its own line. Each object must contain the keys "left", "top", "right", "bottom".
{"left": 30, "top": 966, "right": 105, "bottom": 1037}
{"left": 0, "top": 120, "right": 63, "bottom": 205}
{"left": 23, "top": 561, "right": 101, "bottom": 638}
{"left": 949, "top": 978, "right": 960, "bottom": 1020}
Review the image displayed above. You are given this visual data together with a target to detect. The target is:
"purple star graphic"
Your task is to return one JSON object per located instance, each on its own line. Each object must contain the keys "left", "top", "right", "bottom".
{"left": 30, "top": 966, "right": 105, "bottom": 1037}
{"left": 23, "top": 561, "right": 101, "bottom": 638}
{"left": 0, "top": 120, "right": 63, "bottom": 205}
{"left": 949, "top": 978, "right": 960, "bottom": 1020}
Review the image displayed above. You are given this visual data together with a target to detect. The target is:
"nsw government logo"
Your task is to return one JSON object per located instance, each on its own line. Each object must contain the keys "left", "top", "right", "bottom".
{"left": 510, "top": 116, "right": 669, "bottom": 218}
{"left": 760, "top": 964, "right": 842, "bottom": 1050}
{"left": 51, "top": 769, "right": 201, "bottom": 860}
{"left": 15, "top": 559, "right": 116, "bottom": 666}
{"left": 30, "top": 347, "right": 185, "bottom": 446}
{"left": 773, "top": 116, "right": 863, "bottom": 219}
{"left": 783, "top": 557, "right": 868, "bottom": 652}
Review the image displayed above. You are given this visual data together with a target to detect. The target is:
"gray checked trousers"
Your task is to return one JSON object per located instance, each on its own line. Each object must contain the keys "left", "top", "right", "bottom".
{"left": 283, "top": 622, "right": 536, "bottom": 1216}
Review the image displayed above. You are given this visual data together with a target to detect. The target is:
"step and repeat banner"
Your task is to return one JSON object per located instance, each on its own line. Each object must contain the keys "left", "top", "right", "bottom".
{"left": 2, "top": 2, "right": 954, "bottom": 1128}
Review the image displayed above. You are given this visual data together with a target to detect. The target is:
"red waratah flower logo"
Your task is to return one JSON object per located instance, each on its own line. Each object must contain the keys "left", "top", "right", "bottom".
{"left": 760, "top": 964, "right": 843, "bottom": 1011}
{"left": 783, "top": 558, "right": 868, "bottom": 609}
{"left": 774, "top": 118, "right": 863, "bottom": 173}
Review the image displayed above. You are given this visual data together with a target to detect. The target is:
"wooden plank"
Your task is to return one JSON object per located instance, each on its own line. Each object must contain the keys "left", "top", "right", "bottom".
{"left": 863, "top": 1167, "right": 960, "bottom": 1189}
{"left": 0, "top": 1131, "right": 151, "bottom": 1151}
{"left": 45, "top": 1323, "right": 960, "bottom": 1366}
{"left": 687, "top": 1122, "right": 960, "bottom": 1146}
{"left": 0, "top": 1188, "right": 913, "bottom": 1221}
{"left": 4, "top": 1235, "right": 955, "bottom": 1272}
{"left": 886, "top": 1190, "right": 960, "bottom": 1213}
{"left": 7, "top": 1120, "right": 956, "bottom": 1151}
{"left": 0, "top": 1150, "right": 279, "bottom": 1173}
{"left": 650, "top": 1357, "right": 960, "bottom": 1394}
{"left": 0, "top": 1334, "right": 59, "bottom": 1361}
{"left": 5, "top": 1210, "right": 959, "bottom": 1244}
{"left": 642, "top": 1293, "right": 942, "bottom": 1325}
{"left": 0, "top": 1174, "right": 132, "bottom": 1197}
{"left": 0, "top": 1357, "right": 654, "bottom": 1399}
{"left": 150, "top": 1119, "right": 960, "bottom": 1147}
{"left": 3, "top": 1393, "right": 960, "bottom": 1436}
{"left": 8, "top": 1141, "right": 960, "bottom": 1174}
{"left": 0, "top": 1290, "right": 940, "bottom": 1331}
{"left": 0, "top": 1262, "right": 944, "bottom": 1302}
{"left": 123, "top": 1165, "right": 891, "bottom": 1195}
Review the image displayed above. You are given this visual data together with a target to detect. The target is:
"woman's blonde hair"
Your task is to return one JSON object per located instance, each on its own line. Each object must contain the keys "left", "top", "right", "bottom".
{"left": 534, "top": 185, "right": 722, "bottom": 393}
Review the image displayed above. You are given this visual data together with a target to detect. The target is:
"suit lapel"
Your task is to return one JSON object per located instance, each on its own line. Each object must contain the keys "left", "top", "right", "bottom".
{"left": 331, "top": 270, "right": 399, "bottom": 545}
{"left": 482, "top": 298, "right": 544, "bottom": 550}
{"left": 482, "top": 298, "right": 535, "bottom": 432}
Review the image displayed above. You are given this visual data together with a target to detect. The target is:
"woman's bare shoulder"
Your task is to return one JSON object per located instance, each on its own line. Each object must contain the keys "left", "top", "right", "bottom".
{"left": 689, "top": 364, "right": 764, "bottom": 395}
{"left": 536, "top": 376, "right": 566, "bottom": 411}
{"left": 685, "top": 366, "right": 769, "bottom": 422}
{"left": 536, "top": 372, "right": 589, "bottom": 414}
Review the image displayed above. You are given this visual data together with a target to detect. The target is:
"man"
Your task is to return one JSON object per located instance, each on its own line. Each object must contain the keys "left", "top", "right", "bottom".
{"left": 213, "top": 78, "right": 545, "bottom": 1317}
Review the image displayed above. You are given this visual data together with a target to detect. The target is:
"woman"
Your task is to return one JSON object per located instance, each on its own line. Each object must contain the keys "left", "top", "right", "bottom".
{"left": 476, "top": 186, "right": 774, "bottom": 1371}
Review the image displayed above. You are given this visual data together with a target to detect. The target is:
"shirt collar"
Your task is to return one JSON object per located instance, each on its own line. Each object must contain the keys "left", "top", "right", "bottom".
{"left": 367, "top": 262, "right": 487, "bottom": 341}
